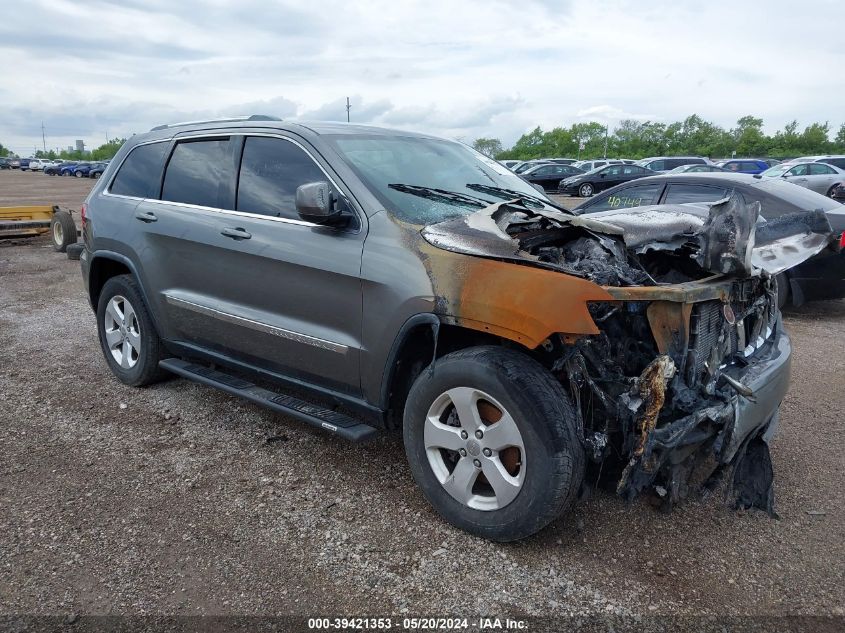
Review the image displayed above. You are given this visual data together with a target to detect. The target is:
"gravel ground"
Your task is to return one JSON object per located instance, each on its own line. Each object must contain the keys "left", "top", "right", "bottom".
{"left": 1, "top": 175, "right": 843, "bottom": 623}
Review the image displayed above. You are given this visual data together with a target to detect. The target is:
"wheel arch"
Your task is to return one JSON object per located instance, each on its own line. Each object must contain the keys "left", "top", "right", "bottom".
{"left": 378, "top": 314, "right": 527, "bottom": 429}
{"left": 88, "top": 251, "right": 151, "bottom": 312}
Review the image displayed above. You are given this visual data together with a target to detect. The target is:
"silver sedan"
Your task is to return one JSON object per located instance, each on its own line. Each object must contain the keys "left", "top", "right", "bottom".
{"left": 760, "top": 162, "right": 845, "bottom": 196}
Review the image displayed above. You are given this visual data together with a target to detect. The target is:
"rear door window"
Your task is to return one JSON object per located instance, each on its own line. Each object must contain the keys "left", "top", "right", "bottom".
{"left": 236, "top": 137, "right": 326, "bottom": 220}
{"left": 109, "top": 142, "right": 169, "bottom": 198}
{"left": 161, "top": 138, "right": 233, "bottom": 208}
{"left": 579, "top": 182, "right": 664, "bottom": 213}
{"left": 647, "top": 160, "right": 665, "bottom": 171}
{"left": 663, "top": 183, "right": 729, "bottom": 204}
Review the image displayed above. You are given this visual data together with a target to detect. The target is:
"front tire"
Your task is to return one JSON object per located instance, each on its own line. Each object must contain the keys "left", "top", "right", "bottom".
{"left": 403, "top": 346, "right": 585, "bottom": 541}
{"left": 96, "top": 275, "right": 169, "bottom": 387}
{"left": 578, "top": 183, "right": 594, "bottom": 197}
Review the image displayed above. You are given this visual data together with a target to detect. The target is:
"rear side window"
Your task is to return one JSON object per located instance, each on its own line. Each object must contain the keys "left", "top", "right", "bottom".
{"left": 647, "top": 160, "right": 665, "bottom": 171}
{"left": 809, "top": 163, "right": 835, "bottom": 175}
{"left": 161, "top": 138, "right": 232, "bottom": 208}
{"left": 236, "top": 137, "right": 326, "bottom": 220}
{"left": 821, "top": 158, "right": 845, "bottom": 170}
{"left": 663, "top": 183, "right": 728, "bottom": 204}
{"left": 580, "top": 182, "right": 663, "bottom": 213}
{"left": 110, "top": 142, "right": 168, "bottom": 198}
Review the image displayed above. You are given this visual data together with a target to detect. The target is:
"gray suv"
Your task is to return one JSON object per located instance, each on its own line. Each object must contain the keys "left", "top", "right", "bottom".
{"left": 80, "top": 115, "right": 833, "bottom": 541}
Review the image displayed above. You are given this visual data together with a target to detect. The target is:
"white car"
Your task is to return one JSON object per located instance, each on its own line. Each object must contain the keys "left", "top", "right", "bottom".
{"left": 759, "top": 161, "right": 845, "bottom": 197}
{"left": 28, "top": 159, "right": 54, "bottom": 171}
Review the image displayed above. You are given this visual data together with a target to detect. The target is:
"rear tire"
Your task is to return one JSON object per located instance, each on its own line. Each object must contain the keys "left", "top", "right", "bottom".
{"left": 403, "top": 346, "right": 584, "bottom": 541}
{"left": 74, "top": 171, "right": 83, "bottom": 178}
{"left": 50, "top": 210, "right": 77, "bottom": 252}
{"left": 578, "top": 183, "right": 594, "bottom": 197}
{"left": 96, "top": 275, "right": 169, "bottom": 387}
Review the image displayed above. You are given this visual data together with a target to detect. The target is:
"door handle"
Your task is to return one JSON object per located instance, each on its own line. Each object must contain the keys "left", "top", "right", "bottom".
{"left": 134, "top": 210, "right": 157, "bottom": 223}
{"left": 220, "top": 227, "right": 252, "bottom": 240}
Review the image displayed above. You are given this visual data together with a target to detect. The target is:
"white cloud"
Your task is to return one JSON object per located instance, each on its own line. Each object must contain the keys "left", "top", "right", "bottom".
{"left": 1, "top": 0, "right": 843, "bottom": 155}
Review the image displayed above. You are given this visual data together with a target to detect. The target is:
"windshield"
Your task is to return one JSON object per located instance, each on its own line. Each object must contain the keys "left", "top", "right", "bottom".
{"left": 326, "top": 135, "right": 550, "bottom": 224}
{"left": 760, "top": 165, "right": 788, "bottom": 177}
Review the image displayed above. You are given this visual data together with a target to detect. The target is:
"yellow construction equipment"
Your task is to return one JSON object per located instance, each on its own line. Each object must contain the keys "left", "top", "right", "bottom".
{"left": 0, "top": 205, "right": 78, "bottom": 251}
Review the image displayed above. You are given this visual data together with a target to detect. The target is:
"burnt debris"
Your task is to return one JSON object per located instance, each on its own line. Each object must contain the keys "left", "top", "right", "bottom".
{"left": 421, "top": 193, "right": 834, "bottom": 513}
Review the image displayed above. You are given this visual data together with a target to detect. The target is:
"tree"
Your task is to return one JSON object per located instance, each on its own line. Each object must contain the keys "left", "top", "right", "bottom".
{"left": 799, "top": 122, "right": 831, "bottom": 155}
{"left": 91, "top": 139, "right": 126, "bottom": 161}
{"left": 731, "top": 115, "right": 768, "bottom": 156}
{"left": 0, "top": 142, "right": 9, "bottom": 157}
{"left": 471, "top": 137, "right": 503, "bottom": 158}
{"left": 497, "top": 115, "right": 845, "bottom": 160}
{"left": 836, "top": 123, "right": 845, "bottom": 148}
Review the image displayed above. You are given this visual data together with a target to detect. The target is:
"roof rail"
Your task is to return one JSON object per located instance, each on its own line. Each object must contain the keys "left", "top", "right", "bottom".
{"left": 149, "top": 114, "right": 282, "bottom": 132}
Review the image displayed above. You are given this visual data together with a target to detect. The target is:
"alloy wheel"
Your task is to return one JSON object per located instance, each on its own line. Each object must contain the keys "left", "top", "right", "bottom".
{"left": 104, "top": 295, "right": 141, "bottom": 369}
{"left": 424, "top": 387, "right": 525, "bottom": 511}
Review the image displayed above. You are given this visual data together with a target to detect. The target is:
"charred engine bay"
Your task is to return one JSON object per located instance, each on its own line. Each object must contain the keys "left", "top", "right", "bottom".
{"left": 422, "top": 194, "right": 835, "bottom": 514}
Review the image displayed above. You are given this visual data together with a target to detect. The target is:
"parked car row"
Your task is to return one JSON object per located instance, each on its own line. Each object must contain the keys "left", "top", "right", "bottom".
{"left": 2, "top": 157, "right": 110, "bottom": 178}
{"left": 42, "top": 161, "right": 109, "bottom": 178}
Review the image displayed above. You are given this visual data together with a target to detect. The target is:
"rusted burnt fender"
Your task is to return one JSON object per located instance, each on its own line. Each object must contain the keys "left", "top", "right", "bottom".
{"left": 418, "top": 238, "right": 614, "bottom": 347}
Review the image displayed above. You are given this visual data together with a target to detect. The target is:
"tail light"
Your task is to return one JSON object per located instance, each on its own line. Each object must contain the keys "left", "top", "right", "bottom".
{"left": 840, "top": 231, "right": 845, "bottom": 248}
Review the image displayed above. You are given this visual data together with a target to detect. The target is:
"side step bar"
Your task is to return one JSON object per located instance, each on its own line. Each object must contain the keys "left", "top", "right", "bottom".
{"left": 159, "top": 358, "right": 379, "bottom": 442}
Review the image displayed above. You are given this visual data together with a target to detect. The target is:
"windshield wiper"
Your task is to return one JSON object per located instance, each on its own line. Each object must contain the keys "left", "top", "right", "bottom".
{"left": 464, "top": 183, "right": 570, "bottom": 213}
{"left": 388, "top": 183, "right": 490, "bottom": 208}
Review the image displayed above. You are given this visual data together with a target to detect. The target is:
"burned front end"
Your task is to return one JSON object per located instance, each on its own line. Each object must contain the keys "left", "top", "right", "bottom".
{"left": 422, "top": 194, "right": 834, "bottom": 513}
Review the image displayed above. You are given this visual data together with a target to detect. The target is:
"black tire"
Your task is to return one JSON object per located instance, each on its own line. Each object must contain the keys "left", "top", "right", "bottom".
{"left": 578, "top": 182, "right": 594, "bottom": 197}
{"left": 776, "top": 273, "right": 789, "bottom": 309}
{"left": 92, "top": 171, "right": 101, "bottom": 179}
{"left": 96, "top": 275, "right": 169, "bottom": 387}
{"left": 74, "top": 170, "right": 83, "bottom": 178}
{"left": 66, "top": 243, "right": 84, "bottom": 261}
{"left": 50, "top": 210, "right": 77, "bottom": 252}
{"left": 403, "top": 346, "right": 585, "bottom": 541}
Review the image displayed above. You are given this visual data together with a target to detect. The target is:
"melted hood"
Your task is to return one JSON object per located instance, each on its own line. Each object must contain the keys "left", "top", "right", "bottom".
{"left": 421, "top": 194, "right": 835, "bottom": 286}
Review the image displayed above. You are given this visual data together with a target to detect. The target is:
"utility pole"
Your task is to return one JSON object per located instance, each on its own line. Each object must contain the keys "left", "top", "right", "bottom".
{"left": 603, "top": 126, "right": 609, "bottom": 159}
{"left": 41, "top": 122, "right": 46, "bottom": 153}
{"left": 346, "top": 97, "right": 351, "bottom": 123}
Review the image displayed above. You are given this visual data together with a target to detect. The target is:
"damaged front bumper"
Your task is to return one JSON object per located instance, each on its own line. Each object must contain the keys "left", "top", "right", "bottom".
{"left": 575, "top": 277, "right": 792, "bottom": 515}
{"left": 612, "top": 314, "right": 790, "bottom": 513}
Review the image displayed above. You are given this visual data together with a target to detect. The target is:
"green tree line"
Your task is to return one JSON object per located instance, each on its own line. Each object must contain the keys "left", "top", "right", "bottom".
{"left": 473, "top": 115, "right": 845, "bottom": 161}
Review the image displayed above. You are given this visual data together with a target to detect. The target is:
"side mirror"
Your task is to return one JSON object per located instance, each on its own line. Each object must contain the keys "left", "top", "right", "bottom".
{"left": 296, "top": 181, "right": 343, "bottom": 225}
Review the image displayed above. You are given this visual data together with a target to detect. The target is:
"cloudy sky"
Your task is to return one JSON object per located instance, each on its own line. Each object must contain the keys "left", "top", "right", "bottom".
{"left": 2, "top": 0, "right": 842, "bottom": 155}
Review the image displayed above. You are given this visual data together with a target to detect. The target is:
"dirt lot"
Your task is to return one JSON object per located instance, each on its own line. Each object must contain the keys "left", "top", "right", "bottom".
{"left": 0, "top": 169, "right": 95, "bottom": 210}
{"left": 1, "top": 172, "right": 843, "bottom": 623}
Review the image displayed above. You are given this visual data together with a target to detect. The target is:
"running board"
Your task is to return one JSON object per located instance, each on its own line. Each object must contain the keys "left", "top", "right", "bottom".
{"left": 159, "top": 358, "right": 379, "bottom": 442}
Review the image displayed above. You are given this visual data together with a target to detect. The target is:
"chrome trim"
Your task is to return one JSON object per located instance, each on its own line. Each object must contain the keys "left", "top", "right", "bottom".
{"left": 145, "top": 199, "right": 319, "bottom": 227}
{"left": 164, "top": 294, "right": 348, "bottom": 354}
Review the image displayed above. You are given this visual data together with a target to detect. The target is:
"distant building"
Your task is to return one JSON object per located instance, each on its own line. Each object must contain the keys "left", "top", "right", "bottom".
{"left": 67, "top": 146, "right": 73, "bottom": 153}
{"left": 75, "top": 140, "right": 85, "bottom": 152}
